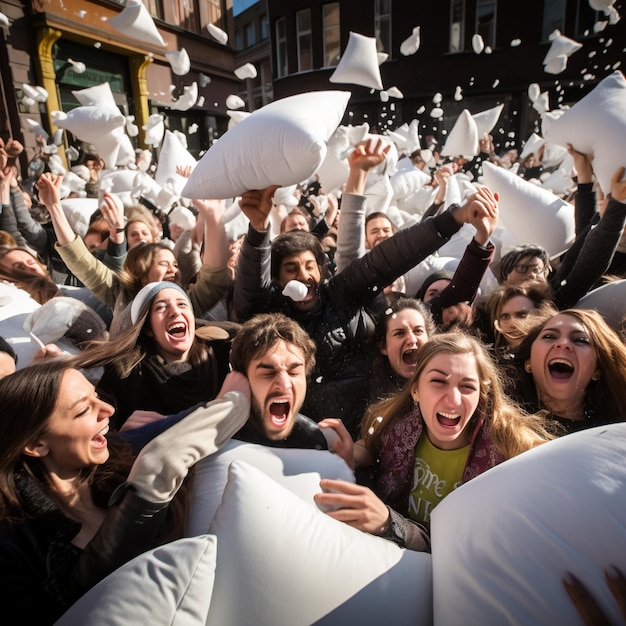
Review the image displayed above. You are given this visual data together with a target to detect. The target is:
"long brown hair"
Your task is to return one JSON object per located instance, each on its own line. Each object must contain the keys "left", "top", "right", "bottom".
{"left": 116, "top": 242, "right": 179, "bottom": 296}
{"left": 0, "top": 246, "right": 59, "bottom": 304}
{"left": 361, "top": 331, "right": 555, "bottom": 460}
{"left": 517, "top": 308, "right": 626, "bottom": 419}
{"left": 0, "top": 363, "right": 187, "bottom": 538}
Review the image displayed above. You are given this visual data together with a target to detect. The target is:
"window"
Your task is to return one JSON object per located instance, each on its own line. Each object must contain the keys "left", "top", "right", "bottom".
{"left": 449, "top": 0, "right": 465, "bottom": 52}
{"left": 245, "top": 22, "right": 255, "bottom": 47}
{"left": 476, "top": 0, "right": 496, "bottom": 48}
{"left": 542, "top": 0, "right": 565, "bottom": 40}
{"left": 275, "top": 17, "right": 287, "bottom": 78}
{"left": 374, "top": 0, "right": 391, "bottom": 54}
{"left": 260, "top": 14, "right": 269, "bottom": 40}
{"left": 234, "top": 30, "right": 244, "bottom": 51}
{"left": 146, "top": 0, "right": 164, "bottom": 20}
{"left": 296, "top": 9, "right": 312, "bottom": 72}
{"left": 575, "top": 0, "right": 602, "bottom": 36}
{"left": 201, "top": 0, "right": 224, "bottom": 32}
{"left": 323, "top": 3, "right": 341, "bottom": 67}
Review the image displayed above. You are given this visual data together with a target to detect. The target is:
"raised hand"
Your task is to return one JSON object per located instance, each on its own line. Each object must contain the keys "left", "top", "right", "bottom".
{"left": 239, "top": 185, "right": 280, "bottom": 231}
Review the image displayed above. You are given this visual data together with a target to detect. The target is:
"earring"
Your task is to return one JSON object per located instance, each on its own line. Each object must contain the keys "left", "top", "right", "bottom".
{"left": 592, "top": 371, "right": 601, "bottom": 381}
{"left": 524, "top": 361, "right": 532, "bottom": 373}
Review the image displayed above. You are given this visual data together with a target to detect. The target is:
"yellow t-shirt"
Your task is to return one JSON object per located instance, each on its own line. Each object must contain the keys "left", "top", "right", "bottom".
{"left": 407, "top": 435, "right": 470, "bottom": 527}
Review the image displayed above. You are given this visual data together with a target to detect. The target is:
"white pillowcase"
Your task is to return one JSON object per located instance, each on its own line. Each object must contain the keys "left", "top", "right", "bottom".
{"left": 482, "top": 160, "right": 575, "bottom": 257}
{"left": 441, "top": 109, "right": 479, "bottom": 157}
{"left": 56, "top": 535, "right": 216, "bottom": 625}
{"left": 472, "top": 103, "right": 504, "bottom": 138}
{"left": 185, "top": 438, "right": 355, "bottom": 537}
{"left": 182, "top": 90, "right": 350, "bottom": 200}
{"left": 431, "top": 424, "right": 626, "bottom": 626}
{"left": 329, "top": 31, "right": 384, "bottom": 90}
{"left": 155, "top": 130, "right": 197, "bottom": 198}
{"left": 206, "top": 461, "right": 433, "bottom": 626}
{"left": 51, "top": 107, "right": 125, "bottom": 146}
{"left": 541, "top": 70, "right": 626, "bottom": 195}
{"left": 574, "top": 278, "right": 626, "bottom": 330}
{"left": 107, "top": 0, "right": 166, "bottom": 47}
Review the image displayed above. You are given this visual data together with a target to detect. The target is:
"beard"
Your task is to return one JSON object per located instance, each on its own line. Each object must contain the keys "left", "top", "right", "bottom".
{"left": 250, "top": 394, "right": 296, "bottom": 441}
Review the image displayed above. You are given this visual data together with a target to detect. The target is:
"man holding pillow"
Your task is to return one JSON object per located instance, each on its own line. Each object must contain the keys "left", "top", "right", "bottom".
{"left": 234, "top": 137, "right": 499, "bottom": 436}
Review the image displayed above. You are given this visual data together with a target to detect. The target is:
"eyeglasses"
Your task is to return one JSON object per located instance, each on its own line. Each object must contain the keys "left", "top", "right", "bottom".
{"left": 512, "top": 263, "right": 547, "bottom": 276}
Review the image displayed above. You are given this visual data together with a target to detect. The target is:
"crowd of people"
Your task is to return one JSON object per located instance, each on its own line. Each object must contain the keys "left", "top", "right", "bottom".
{"left": 0, "top": 105, "right": 625, "bottom": 623}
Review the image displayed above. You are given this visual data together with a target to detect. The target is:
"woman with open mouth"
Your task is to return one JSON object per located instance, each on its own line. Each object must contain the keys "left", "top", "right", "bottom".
{"left": 315, "top": 332, "right": 555, "bottom": 550}
{"left": 67, "top": 281, "right": 234, "bottom": 431}
{"left": 368, "top": 295, "right": 436, "bottom": 405}
{"left": 0, "top": 360, "right": 249, "bottom": 623}
{"left": 511, "top": 308, "right": 626, "bottom": 434}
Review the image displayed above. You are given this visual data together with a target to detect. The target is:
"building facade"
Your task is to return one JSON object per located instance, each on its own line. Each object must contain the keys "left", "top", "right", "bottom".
{"left": 0, "top": 0, "right": 240, "bottom": 168}
{"left": 266, "top": 0, "right": 625, "bottom": 153}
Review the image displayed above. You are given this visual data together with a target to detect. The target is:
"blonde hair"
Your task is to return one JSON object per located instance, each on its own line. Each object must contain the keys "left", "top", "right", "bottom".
{"left": 362, "top": 331, "right": 555, "bottom": 460}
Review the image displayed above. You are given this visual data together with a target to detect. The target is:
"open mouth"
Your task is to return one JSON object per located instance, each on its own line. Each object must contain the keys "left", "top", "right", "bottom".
{"left": 167, "top": 322, "right": 187, "bottom": 338}
{"left": 92, "top": 424, "right": 109, "bottom": 449}
{"left": 436, "top": 411, "right": 461, "bottom": 427}
{"left": 548, "top": 358, "right": 574, "bottom": 380}
{"left": 269, "top": 400, "right": 290, "bottom": 428}
{"left": 402, "top": 349, "right": 419, "bottom": 365}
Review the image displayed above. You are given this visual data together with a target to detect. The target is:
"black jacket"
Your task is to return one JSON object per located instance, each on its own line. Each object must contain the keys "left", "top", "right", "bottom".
{"left": 234, "top": 199, "right": 463, "bottom": 436}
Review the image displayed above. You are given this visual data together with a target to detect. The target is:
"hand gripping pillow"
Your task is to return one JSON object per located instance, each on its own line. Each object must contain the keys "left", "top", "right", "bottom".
{"left": 430, "top": 424, "right": 626, "bottom": 626}
{"left": 329, "top": 32, "right": 384, "bottom": 90}
{"left": 55, "top": 535, "right": 216, "bottom": 625}
{"left": 206, "top": 461, "right": 433, "bottom": 626}
{"left": 542, "top": 70, "right": 626, "bottom": 195}
{"left": 185, "top": 438, "right": 355, "bottom": 536}
{"left": 182, "top": 90, "right": 350, "bottom": 200}
{"left": 482, "top": 160, "right": 575, "bottom": 257}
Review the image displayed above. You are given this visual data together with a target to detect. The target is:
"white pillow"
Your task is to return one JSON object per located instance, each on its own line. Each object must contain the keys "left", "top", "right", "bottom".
{"left": 51, "top": 107, "right": 125, "bottom": 145}
{"left": 441, "top": 109, "right": 478, "bottom": 157}
{"left": 472, "top": 103, "right": 504, "bottom": 138}
{"left": 60, "top": 197, "right": 99, "bottom": 238}
{"left": 155, "top": 131, "right": 197, "bottom": 198}
{"left": 482, "top": 160, "right": 575, "bottom": 257}
{"left": 206, "top": 461, "right": 433, "bottom": 626}
{"left": 55, "top": 535, "right": 216, "bottom": 625}
{"left": 107, "top": 0, "right": 166, "bottom": 48}
{"left": 574, "top": 278, "right": 626, "bottom": 330}
{"left": 542, "top": 70, "right": 626, "bottom": 195}
{"left": 390, "top": 167, "right": 431, "bottom": 202}
{"left": 543, "top": 30, "right": 582, "bottom": 65}
{"left": 431, "top": 424, "right": 626, "bottom": 626}
{"left": 182, "top": 90, "right": 350, "bottom": 200}
{"left": 72, "top": 82, "right": 116, "bottom": 108}
{"left": 165, "top": 48, "right": 190, "bottom": 76}
{"left": 519, "top": 132, "right": 545, "bottom": 160}
{"left": 316, "top": 122, "right": 370, "bottom": 193}
{"left": 185, "top": 438, "right": 355, "bottom": 536}
{"left": 329, "top": 32, "right": 384, "bottom": 90}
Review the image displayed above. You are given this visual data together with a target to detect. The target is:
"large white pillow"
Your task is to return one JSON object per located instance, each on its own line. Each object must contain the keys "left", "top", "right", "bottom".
{"left": 107, "top": 0, "right": 166, "bottom": 47}
{"left": 155, "top": 130, "right": 197, "bottom": 198}
{"left": 472, "top": 103, "right": 504, "bottom": 138}
{"left": 56, "top": 535, "right": 216, "bottom": 625}
{"left": 329, "top": 32, "right": 383, "bottom": 90}
{"left": 542, "top": 70, "right": 626, "bottom": 195}
{"left": 482, "top": 160, "right": 575, "bottom": 257}
{"left": 185, "top": 438, "right": 355, "bottom": 536}
{"left": 431, "top": 424, "right": 626, "bottom": 626}
{"left": 441, "top": 109, "right": 479, "bottom": 158}
{"left": 206, "top": 461, "right": 433, "bottom": 626}
{"left": 51, "top": 107, "right": 125, "bottom": 145}
{"left": 574, "top": 278, "right": 626, "bottom": 330}
{"left": 182, "top": 90, "right": 350, "bottom": 200}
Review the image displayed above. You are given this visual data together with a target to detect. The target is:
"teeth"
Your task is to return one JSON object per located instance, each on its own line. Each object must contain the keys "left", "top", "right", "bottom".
{"left": 167, "top": 322, "right": 186, "bottom": 333}
{"left": 549, "top": 358, "right": 573, "bottom": 367}
{"left": 438, "top": 411, "right": 460, "bottom": 419}
{"left": 97, "top": 425, "right": 109, "bottom": 437}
